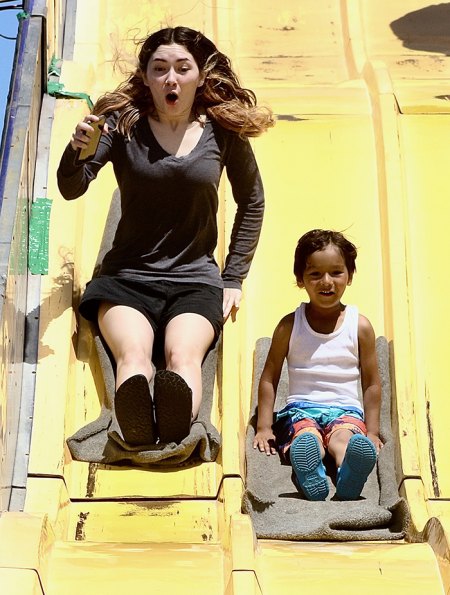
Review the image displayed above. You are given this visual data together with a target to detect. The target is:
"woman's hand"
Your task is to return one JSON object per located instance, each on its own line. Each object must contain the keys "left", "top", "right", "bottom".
{"left": 253, "top": 428, "right": 277, "bottom": 455}
{"left": 223, "top": 287, "right": 242, "bottom": 322}
{"left": 70, "top": 114, "right": 108, "bottom": 151}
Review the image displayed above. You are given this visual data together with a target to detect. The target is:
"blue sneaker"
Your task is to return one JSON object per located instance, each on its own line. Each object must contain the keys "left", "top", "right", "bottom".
{"left": 290, "top": 432, "right": 329, "bottom": 501}
{"left": 336, "top": 434, "right": 377, "bottom": 500}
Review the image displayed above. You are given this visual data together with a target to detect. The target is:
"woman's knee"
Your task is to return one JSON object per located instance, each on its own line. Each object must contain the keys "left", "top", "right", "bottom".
{"left": 115, "top": 344, "right": 151, "bottom": 369}
{"left": 98, "top": 303, "right": 154, "bottom": 361}
{"left": 164, "top": 313, "right": 214, "bottom": 367}
{"left": 165, "top": 345, "right": 201, "bottom": 371}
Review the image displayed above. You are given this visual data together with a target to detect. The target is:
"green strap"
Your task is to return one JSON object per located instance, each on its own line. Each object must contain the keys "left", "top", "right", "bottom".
{"left": 48, "top": 55, "right": 61, "bottom": 77}
{"left": 47, "top": 80, "right": 94, "bottom": 110}
{"left": 29, "top": 198, "right": 52, "bottom": 275}
{"left": 47, "top": 56, "right": 94, "bottom": 110}
{"left": 17, "top": 11, "right": 30, "bottom": 22}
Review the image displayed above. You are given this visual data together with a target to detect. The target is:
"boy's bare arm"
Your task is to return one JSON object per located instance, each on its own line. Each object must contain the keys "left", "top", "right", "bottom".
{"left": 253, "top": 313, "right": 294, "bottom": 455}
{"left": 358, "top": 314, "right": 383, "bottom": 452}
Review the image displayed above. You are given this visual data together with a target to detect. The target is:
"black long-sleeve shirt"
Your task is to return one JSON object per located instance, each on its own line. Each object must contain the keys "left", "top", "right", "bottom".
{"left": 57, "top": 112, "right": 265, "bottom": 289}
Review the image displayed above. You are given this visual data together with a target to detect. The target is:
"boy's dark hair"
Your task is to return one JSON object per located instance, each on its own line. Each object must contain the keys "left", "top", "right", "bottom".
{"left": 293, "top": 229, "right": 357, "bottom": 280}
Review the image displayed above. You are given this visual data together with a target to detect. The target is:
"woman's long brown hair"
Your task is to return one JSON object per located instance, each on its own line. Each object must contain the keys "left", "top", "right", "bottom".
{"left": 93, "top": 26, "right": 274, "bottom": 138}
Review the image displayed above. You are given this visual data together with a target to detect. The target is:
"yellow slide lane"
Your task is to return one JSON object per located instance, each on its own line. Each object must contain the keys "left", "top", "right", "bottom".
{"left": 1, "top": 1, "right": 449, "bottom": 593}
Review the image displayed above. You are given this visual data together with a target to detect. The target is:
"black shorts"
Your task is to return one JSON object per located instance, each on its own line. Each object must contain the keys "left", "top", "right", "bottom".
{"left": 79, "top": 276, "right": 223, "bottom": 344}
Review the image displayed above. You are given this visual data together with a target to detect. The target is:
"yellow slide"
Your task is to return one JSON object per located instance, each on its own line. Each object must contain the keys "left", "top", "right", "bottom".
{"left": 1, "top": 1, "right": 449, "bottom": 593}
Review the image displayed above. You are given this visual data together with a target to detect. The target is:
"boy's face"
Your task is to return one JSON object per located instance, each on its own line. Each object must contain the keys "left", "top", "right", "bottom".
{"left": 297, "top": 245, "right": 352, "bottom": 309}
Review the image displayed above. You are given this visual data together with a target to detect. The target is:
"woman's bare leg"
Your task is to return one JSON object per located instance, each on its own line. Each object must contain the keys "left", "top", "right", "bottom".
{"left": 164, "top": 313, "right": 215, "bottom": 418}
{"left": 98, "top": 302, "right": 155, "bottom": 389}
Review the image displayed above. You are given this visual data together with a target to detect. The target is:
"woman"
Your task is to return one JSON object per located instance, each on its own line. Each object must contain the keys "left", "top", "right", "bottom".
{"left": 58, "top": 26, "right": 274, "bottom": 447}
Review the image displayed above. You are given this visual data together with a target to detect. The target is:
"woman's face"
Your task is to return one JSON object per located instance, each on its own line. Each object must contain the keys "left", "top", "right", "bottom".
{"left": 143, "top": 43, "right": 204, "bottom": 119}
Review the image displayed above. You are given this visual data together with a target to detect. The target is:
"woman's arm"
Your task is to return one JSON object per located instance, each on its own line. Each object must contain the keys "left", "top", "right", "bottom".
{"left": 358, "top": 314, "right": 383, "bottom": 452}
{"left": 57, "top": 112, "right": 116, "bottom": 200}
{"left": 221, "top": 133, "right": 265, "bottom": 290}
{"left": 253, "top": 313, "right": 294, "bottom": 455}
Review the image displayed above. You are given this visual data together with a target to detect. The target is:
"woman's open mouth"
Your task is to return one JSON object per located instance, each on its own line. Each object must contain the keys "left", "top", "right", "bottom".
{"left": 165, "top": 91, "right": 179, "bottom": 105}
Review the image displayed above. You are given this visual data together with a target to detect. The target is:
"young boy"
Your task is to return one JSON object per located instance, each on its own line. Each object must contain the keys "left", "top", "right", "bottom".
{"left": 253, "top": 229, "right": 383, "bottom": 500}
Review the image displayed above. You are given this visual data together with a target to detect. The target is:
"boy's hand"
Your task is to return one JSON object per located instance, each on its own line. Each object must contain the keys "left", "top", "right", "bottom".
{"left": 253, "top": 429, "right": 277, "bottom": 455}
{"left": 367, "top": 432, "right": 383, "bottom": 454}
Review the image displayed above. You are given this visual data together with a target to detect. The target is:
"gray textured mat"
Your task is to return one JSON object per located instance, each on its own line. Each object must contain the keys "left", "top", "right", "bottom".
{"left": 66, "top": 190, "right": 221, "bottom": 466}
{"left": 66, "top": 333, "right": 221, "bottom": 466}
{"left": 242, "top": 336, "right": 409, "bottom": 540}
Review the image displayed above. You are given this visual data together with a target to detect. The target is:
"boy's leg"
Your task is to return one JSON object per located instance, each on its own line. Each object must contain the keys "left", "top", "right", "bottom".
{"left": 335, "top": 434, "right": 377, "bottom": 500}
{"left": 327, "top": 427, "right": 353, "bottom": 467}
{"left": 273, "top": 408, "right": 329, "bottom": 499}
{"left": 289, "top": 430, "right": 329, "bottom": 501}
{"left": 326, "top": 421, "right": 377, "bottom": 500}
{"left": 325, "top": 414, "right": 368, "bottom": 466}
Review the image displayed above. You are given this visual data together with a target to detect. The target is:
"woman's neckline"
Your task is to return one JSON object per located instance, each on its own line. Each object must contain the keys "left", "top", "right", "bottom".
{"left": 145, "top": 115, "right": 208, "bottom": 159}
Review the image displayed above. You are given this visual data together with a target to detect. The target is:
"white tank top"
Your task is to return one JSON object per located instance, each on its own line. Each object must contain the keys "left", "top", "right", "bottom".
{"left": 286, "top": 303, "right": 362, "bottom": 412}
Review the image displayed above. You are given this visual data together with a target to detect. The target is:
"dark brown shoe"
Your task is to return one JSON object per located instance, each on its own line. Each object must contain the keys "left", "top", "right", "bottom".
{"left": 154, "top": 370, "right": 192, "bottom": 444}
{"left": 114, "top": 374, "right": 157, "bottom": 446}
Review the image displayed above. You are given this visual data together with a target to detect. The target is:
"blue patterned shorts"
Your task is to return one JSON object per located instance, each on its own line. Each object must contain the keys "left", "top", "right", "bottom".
{"left": 273, "top": 401, "right": 366, "bottom": 462}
